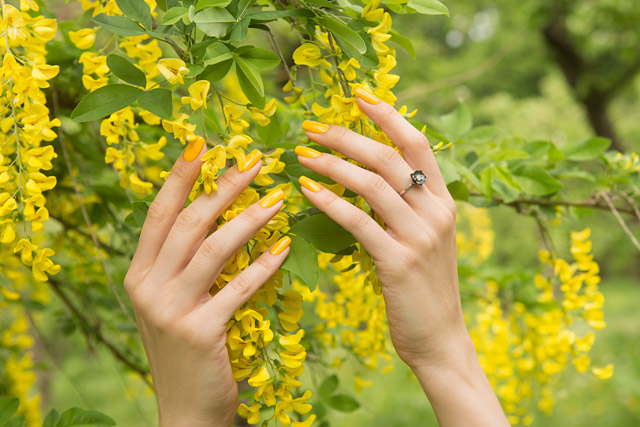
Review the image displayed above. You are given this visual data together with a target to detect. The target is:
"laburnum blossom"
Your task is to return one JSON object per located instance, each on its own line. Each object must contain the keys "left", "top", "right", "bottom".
{"left": 181, "top": 80, "right": 210, "bottom": 110}
{"left": 68, "top": 28, "right": 96, "bottom": 49}
{"left": 157, "top": 58, "right": 189, "bottom": 84}
{"left": 338, "top": 58, "right": 360, "bottom": 81}
{"left": 223, "top": 105, "right": 249, "bottom": 134}
{"left": 162, "top": 113, "right": 196, "bottom": 144}
{"left": 248, "top": 98, "right": 277, "bottom": 126}
{"left": 13, "top": 239, "right": 61, "bottom": 282}
{"left": 199, "top": 145, "right": 226, "bottom": 194}
{"left": 292, "top": 43, "right": 330, "bottom": 68}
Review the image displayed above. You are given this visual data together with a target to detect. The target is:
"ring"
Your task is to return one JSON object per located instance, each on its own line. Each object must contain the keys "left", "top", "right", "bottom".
{"left": 398, "top": 169, "right": 427, "bottom": 196}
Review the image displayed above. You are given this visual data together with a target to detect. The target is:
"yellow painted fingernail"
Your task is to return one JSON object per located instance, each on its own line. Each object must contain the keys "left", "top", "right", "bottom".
{"left": 259, "top": 188, "right": 285, "bottom": 208}
{"left": 295, "top": 145, "right": 322, "bottom": 158}
{"left": 302, "top": 120, "right": 329, "bottom": 134}
{"left": 241, "top": 149, "right": 263, "bottom": 172}
{"left": 270, "top": 236, "right": 292, "bottom": 255}
{"left": 184, "top": 136, "right": 205, "bottom": 162}
{"left": 354, "top": 87, "right": 380, "bottom": 105}
{"left": 299, "top": 176, "right": 322, "bottom": 192}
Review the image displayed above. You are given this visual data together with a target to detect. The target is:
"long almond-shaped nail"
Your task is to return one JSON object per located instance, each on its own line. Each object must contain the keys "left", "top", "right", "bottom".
{"left": 270, "top": 236, "right": 292, "bottom": 255}
{"left": 259, "top": 188, "right": 285, "bottom": 208}
{"left": 184, "top": 136, "right": 205, "bottom": 162}
{"left": 302, "top": 120, "right": 329, "bottom": 134}
{"left": 241, "top": 149, "right": 263, "bottom": 172}
{"left": 299, "top": 176, "right": 322, "bottom": 192}
{"left": 295, "top": 145, "right": 321, "bottom": 158}
{"left": 354, "top": 87, "right": 380, "bottom": 105}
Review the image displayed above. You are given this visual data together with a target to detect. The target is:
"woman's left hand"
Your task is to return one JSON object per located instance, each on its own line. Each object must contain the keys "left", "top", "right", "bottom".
{"left": 296, "top": 89, "right": 464, "bottom": 371}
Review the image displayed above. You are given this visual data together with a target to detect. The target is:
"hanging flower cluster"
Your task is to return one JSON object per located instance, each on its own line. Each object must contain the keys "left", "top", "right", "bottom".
{"left": 468, "top": 226, "right": 611, "bottom": 425}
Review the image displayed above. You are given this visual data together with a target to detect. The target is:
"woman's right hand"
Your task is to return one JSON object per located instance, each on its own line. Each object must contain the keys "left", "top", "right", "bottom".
{"left": 123, "top": 137, "right": 291, "bottom": 427}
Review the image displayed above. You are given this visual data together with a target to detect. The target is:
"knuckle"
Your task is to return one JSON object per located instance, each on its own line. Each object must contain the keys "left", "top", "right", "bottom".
{"left": 171, "top": 159, "right": 192, "bottom": 180}
{"left": 365, "top": 172, "right": 389, "bottom": 195}
{"left": 146, "top": 198, "right": 171, "bottom": 222}
{"left": 324, "top": 153, "right": 341, "bottom": 169}
{"left": 330, "top": 125, "right": 349, "bottom": 141}
{"left": 349, "top": 208, "right": 372, "bottom": 230}
{"left": 378, "top": 145, "right": 401, "bottom": 164}
{"left": 173, "top": 206, "right": 202, "bottom": 232}
{"left": 230, "top": 274, "right": 254, "bottom": 299}
{"left": 199, "top": 236, "right": 225, "bottom": 259}
{"left": 414, "top": 132, "right": 431, "bottom": 150}
{"left": 216, "top": 168, "right": 242, "bottom": 190}
{"left": 240, "top": 205, "right": 264, "bottom": 226}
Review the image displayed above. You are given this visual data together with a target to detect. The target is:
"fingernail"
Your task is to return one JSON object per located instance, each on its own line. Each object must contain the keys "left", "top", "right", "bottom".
{"left": 259, "top": 188, "right": 285, "bottom": 208}
{"left": 295, "top": 145, "right": 321, "bottom": 159}
{"left": 270, "top": 236, "right": 291, "bottom": 255}
{"left": 302, "top": 120, "right": 329, "bottom": 134}
{"left": 241, "top": 149, "right": 263, "bottom": 172}
{"left": 299, "top": 176, "right": 322, "bottom": 192}
{"left": 184, "top": 136, "right": 205, "bottom": 162}
{"left": 354, "top": 87, "right": 380, "bottom": 105}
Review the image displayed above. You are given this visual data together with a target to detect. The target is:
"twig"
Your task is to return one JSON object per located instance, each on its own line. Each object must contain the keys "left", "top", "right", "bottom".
{"left": 469, "top": 192, "right": 637, "bottom": 215}
{"left": 48, "top": 277, "right": 152, "bottom": 387}
{"left": 267, "top": 26, "right": 295, "bottom": 85}
{"left": 53, "top": 90, "right": 133, "bottom": 321}
{"left": 618, "top": 191, "right": 640, "bottom": 222}
{"left": 326, "top": 31, "right": 351, "bottom": 97}
{"left": 599, "top": 190, "right": 640, "bottom": 250}
{"left": 50, "top": 213, "right": 128, "bottom": 257}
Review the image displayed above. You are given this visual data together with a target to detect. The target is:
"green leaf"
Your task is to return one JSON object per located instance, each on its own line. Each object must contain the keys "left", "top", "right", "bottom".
{"left": 389, "top": 29, "right": 416, "bottom": 58}
{"left": 0, "top": 397, "right": 19, "bottom": 426}
{"left": 195, "top": 0, "right": 232, "bottom": 11}
{"left": 290, "top": 213, "right": 356, "bottom": 253}
{"left": 230, "top": 17, "right": 250, "bottom": 41}
{"left": 239, "top": 47, "right": 280, "bottom": 70}
{"left": 245, "top": 8, "right": 314, "bottom": 21}
{"left": 138, "top": 88, "right": 173, "bottom": 119}
{"left": 130, "top": 201, "right": 149, "bottom": 227}
{"left": 115, "top": 0, "right": 152, "bottom": 28}
{"left": 319, "top": 375, "right": 339, "bottom": 399}
{"left": 106, "top": 54, "right": 146, "bottom": 87}
{"left": 439, "top": 100, "right": 472, "bottom": 141}
{"left": 203, "top": 42, "right": 233, "bottom": 65}
{"left": 326, "top": 394, "right": 360, "bottom": 413}
{"left": 465, "top": 125, "right": 499, "bottom": 143}
{"left": 562, "top": 137, "right": 611, "bottom": 161}
{"left": 256, "top": 113, "right": 284, "bottom": 145}
{"left": 511, "top": 164, "right": 563, "bottom": 196}
{"left": 71, "top": 84, "right": 142, "bottom": 122}
{"left": 42, "top": 409, "right": 60, "bottom": 427}
{"left": 161, "top": 6, "right": 189, "bottom": 25}
{"left": 92, "top": 13, "right": 146, "bottom": 36}
{"left": 447, "top": 180, "right": 469, "bottom": 200}
{"left": 407, "top": 0, "right": 449, "bottom": 15}
{"left": 193, "top": 7, "right": 236, "bottom": 23}
{"left": 199, "top": 59, "right": 233, "bottom": 82}
{"left": 436, "top": 157, "right": 460, "bottom": 184}
{"left": 281, "top": 235, "right": 319, "bottom": 289}
{"left": 3, "top": 415, "right": 24, "bottom": 427}
{"left": 235, "top": 56, "right": 265, "bottom": 108}
{"left": 319, "top": 16, "right": 366, "bottom": 55}
{"left": 492, "top": 165, "right": 521, "bottom": 203}
{"left": 552, "top": 168, "right": 596, "bottom": 182}
{"left": 56, "top": 408, "right": 116, "bottom": 427}
{"left": 197, "top": 21, "right": 233, "bottom": 37}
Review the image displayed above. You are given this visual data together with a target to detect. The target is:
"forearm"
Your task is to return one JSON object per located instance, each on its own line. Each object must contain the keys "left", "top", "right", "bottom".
{"left": 409, "top": 331, "right": 510, "bottom": 427}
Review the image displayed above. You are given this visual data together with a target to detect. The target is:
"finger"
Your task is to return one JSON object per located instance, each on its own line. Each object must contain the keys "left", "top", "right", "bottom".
{"left": 354, "top": 88, "right": 450, "bottom": 199}
{"left": 153, "top": 150, "right": 264, "bottom": 278}
{"left": 296, "top": 148, "right": 420, "bottom": 240}
{"left": 130, "top": 136, "right": 207, "bottom": 276}
{"left": 302, "top": 121, "right": 433, "bottom": 211}
{"left": 296, "top": 175, "right": 399, "bottom": 260}
{"left": 200, "top": 236, "right": 291, "bottom": 324}
{"left": 175, "top": 188, "right": 286, "bottom": 304}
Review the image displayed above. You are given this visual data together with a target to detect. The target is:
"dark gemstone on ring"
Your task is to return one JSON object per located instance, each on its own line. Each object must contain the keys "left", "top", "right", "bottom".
{"left": 410, "top": 169, "right": 427, "bottom": 186}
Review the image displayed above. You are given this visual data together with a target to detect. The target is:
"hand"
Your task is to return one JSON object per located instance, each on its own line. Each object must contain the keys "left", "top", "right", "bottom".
{"left": 296, "top": 88, "right": 509, "bottom": 426}
{"left": 123, "top": 138, "right": 291, "bottom": 427}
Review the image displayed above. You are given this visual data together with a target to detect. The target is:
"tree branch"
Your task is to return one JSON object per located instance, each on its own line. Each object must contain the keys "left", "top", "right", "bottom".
{"left": 50, "top": 213, "right": 128, "bottom": 257}
{"left": 48, "top": 277, "right": 152, "bottom": 388}
{"left": 599, "top": 190, "right": 640, "bottom": 250}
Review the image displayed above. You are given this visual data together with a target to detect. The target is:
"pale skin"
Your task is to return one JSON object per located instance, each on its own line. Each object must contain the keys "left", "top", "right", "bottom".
{"left": 123, "top": 93, "right": 510, "bottom": 426}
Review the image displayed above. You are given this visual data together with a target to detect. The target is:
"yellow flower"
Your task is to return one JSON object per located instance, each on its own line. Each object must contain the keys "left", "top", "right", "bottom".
{"left": 248, "top": 365, "right": 270, "bottom": 387}
{"left": 362, "top": 0, "right": 384, "bottom": 21}
{"left": 69, "top": 28, "right": 96, "bottom": 49}
{"left": 79, "top": 52, "right": 110, "bottom": 76}
{"left": 354, "top": 375, "right": 373, "bottom": 392}
{"left": 157, "top": 58, "right": 189, "bottom": 84}
{"left": 592, "top": 364, "right": 614, "bottom": 380}
{"left": 338, "top": 58, "right": 360, "bottom": 81}
{"left": 162, "top": 114, "right": 196, "bottom": 144}
{"left": 249, "top": 98, "right": 277, "bottom": 126}
{"left": 82, "top": 74, "right": 109, "bottom": 91}
{"left": 128, "top": 172, "right": 153, "bottom": 195}
{"left": 238, "top": 402, "right": 262, "bottom": 425}
{"left": 292, "top": 43, "right": 329, "bottom": 68}
{"left": 181, "top": 80, "right": 210, "bottom": 110}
